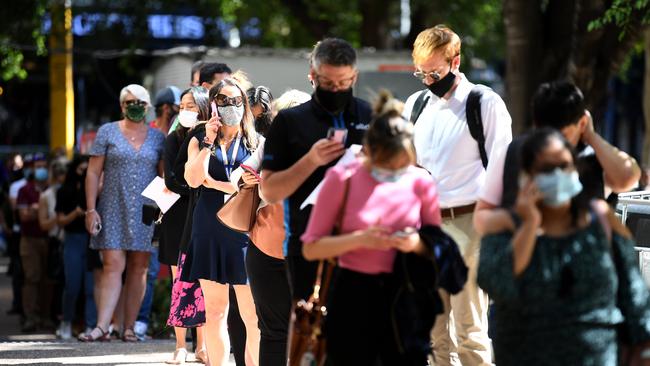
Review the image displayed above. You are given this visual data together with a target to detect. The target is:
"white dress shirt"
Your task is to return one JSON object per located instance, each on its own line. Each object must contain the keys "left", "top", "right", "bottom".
{"left": 403, "top": 73, "right": 512, "bottom": 208}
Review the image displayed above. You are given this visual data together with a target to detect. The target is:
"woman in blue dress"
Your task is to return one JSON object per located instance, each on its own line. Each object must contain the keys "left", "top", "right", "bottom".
{"left": 478, "top": 128, "right": 650, "bottom": 365}
{"left": 182, "top": 77, "right": 261, "bottom": 366}
{"left": 81, "top": 84, "right": 165, "bottom": 342}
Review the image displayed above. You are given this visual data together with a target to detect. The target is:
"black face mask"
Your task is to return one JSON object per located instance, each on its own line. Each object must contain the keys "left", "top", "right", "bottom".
{"left": 315, "top": 87, "right": 353, "bottom": 113}
{"left": 427, "top": 69, "right": 457, "bottom": 98}
{"left": 255, "top": 114, "right": 272, "bottom": 137}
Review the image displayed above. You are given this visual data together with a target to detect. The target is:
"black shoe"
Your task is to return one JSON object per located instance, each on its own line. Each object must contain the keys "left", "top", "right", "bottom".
{"left": 6, "top": 307, "right": 22, "bottom": 316}
{"left": 40, "top": 319, "right": 56, "bottom": 331}
{"left": 21, "top": 319, "right": 38, "bottom": 333}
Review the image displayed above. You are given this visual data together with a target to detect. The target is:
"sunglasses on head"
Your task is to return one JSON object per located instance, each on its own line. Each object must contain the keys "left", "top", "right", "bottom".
{"left": 215, "top": 94, "right": 243, "bottom": 107}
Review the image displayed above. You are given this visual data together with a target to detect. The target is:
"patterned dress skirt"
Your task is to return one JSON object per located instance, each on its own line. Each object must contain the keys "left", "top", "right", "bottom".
{"left": 167, "top": 253, "right": 205, "bottom": 328}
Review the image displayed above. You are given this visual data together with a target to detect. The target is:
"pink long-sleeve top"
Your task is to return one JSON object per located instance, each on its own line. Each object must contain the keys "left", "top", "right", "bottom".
{"left": 301, "top": 159, "right": 441, "bottom": 275}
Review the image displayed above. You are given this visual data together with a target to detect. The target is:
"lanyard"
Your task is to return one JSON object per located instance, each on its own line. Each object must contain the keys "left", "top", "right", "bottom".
{"left": 332, "top": 112, "right": 345, "bottom": 129}
{"left": 219, "top": 134, "right": 242, "bottom": 179}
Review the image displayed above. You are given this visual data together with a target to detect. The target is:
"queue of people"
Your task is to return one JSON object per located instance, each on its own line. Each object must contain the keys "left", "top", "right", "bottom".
{"left": 1, "top": 22, "right": 650, "bottom": 366}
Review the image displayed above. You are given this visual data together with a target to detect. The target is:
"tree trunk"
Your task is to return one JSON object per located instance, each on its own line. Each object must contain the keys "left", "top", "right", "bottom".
{"left": 503, "top": 0, "right": 543, "bottom": 134}
{"left": 359, "top": 0, "right": 395, "bottom": 48}
{"left": 404, "top": 0, "right": 436, "bottom": 49}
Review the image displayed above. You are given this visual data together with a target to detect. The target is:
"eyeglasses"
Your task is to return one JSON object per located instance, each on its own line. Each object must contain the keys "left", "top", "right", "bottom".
{"left": 124, "top": 100, "right": 147, "bottom": 107}
{"left": 215, "top": 94, "right": 243, "bottom": 107}
{"left": 413, "top": 61, "right": 453, "bottom": 82}
{"left": 413, "top": 70, "right": 443, "bottom": 82}
{"left": 314, "top": 73, "right": 356, "bottom": 90}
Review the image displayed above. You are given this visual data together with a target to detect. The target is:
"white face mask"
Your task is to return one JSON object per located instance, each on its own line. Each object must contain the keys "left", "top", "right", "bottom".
{"left": 178, "top": 110, "right": 199, "bottom": 128}
{"left": 217, "top": 105, "right": 244, "bottom": 126}
{"left": 534, "top": 168, "right": 583, "bottom": 207}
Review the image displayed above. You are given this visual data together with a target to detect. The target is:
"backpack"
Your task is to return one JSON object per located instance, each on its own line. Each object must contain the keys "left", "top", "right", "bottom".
{"left": 409, "top": 85, "right": 491, "bottom": 169}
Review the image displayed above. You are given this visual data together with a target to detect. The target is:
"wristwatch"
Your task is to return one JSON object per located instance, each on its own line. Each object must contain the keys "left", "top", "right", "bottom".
{"left": 201, "top": 136, "right": 214, "bottom": 150}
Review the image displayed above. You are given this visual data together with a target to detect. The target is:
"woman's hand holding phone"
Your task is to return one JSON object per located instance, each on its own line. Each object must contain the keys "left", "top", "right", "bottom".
{"left": 242, "top": 171, "right": 261, "bottom": 186}
{"left": 240, "top": 164, "right": 262, "bottom": 185}
{"left": 205, "top": 102, "right": 221, "bottom": 144}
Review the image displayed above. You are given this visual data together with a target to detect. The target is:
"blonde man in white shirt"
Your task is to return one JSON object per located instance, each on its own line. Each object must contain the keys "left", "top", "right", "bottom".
{"left": 403, "top": 25, "right": 512, "bottom": 366}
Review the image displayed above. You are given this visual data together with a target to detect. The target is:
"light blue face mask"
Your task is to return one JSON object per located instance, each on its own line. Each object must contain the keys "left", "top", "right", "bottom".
{"left": 370, "top": 166, "right": 408, "bottom": 183}
{"left": 34, "top": 167, "right": 48, "bottom": 182}
{"left": 534, "top": 168, "right": 583, "bottom": 207}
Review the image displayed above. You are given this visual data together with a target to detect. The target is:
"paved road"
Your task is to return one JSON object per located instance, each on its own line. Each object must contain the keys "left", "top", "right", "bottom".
{"left": 0, "top": 339, "right": 207, "bottom": 365}
{"left": 0, "top": 256, "right": 235, "bottom": 365}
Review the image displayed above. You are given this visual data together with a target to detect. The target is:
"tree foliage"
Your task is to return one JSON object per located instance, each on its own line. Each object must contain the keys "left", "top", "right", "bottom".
{"left": 589, "top": 0, "right": 650, "bottom": 38}
{"left": 0, "top": 0, "right": 48, "bottom": 80}
{"left": 0, "top": 0, "right": 504, "bottom": 81}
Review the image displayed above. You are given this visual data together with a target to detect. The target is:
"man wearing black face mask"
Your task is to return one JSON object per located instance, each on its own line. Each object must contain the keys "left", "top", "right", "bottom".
{"left": 403, "top": 25, "right": 512, "bottom": 366}
{"left": 261, "top": 38, "right": 372, "bottom": 301}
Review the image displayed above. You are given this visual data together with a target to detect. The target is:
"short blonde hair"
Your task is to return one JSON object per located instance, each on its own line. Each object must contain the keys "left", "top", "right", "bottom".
{"left": 412, "top": 25, "right": 461, "bottom": 64}
{"left": 273, "top": 89, "right": 311, "bottom": 113}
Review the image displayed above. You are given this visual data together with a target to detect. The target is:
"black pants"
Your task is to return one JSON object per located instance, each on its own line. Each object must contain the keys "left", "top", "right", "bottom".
{"left": 286, "top": 254, "right": 318, "bottom": 300}
{"left": 228, "top": 286, "right": 246, "bottom": 365}
{"left": 246, "top": 243, "right": 292, "bottom": 366}
{"left": 325, "top": 268, "right": 427, "bottom": 366}
{"left": 8, "top": 232, "right": 24, "bottom": 314}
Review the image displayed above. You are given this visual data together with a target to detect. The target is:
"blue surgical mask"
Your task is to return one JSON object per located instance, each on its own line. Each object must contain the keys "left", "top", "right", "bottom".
{"left": 534, "top": 168, "right": 583, "bottom": 207}
{"left": 370, "top": 166, "right": 408, "bottom": 183}
{"left": 34, "top": 167, "right": 48, "bottom": 182}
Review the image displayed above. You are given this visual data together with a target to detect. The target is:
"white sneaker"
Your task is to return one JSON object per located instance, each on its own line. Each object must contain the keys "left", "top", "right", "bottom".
{"left": 134, "top": 321, "right": 148, "bottom": 341}
{"left": 57, "top": 321, "right": 72, "bottom": 340}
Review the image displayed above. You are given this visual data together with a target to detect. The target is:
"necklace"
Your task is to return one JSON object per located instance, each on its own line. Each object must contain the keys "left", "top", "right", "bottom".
{"left": 122, "top": 121, "right": 140, "bottom": 142}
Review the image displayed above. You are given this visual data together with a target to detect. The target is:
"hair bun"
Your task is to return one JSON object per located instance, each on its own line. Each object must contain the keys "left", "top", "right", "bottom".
{"left": 372, "top": 89, "right": 404, "bottom": 118}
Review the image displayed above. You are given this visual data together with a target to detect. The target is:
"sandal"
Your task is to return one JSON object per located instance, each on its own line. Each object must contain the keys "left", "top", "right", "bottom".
{"left": 165, "top": 348, "right": 188, "bottom": 365}
{"left": 122, "top": 328, "right": 138, "bottom": 342}
{"left": 195, "top": 348, "right": 208, "bottom": 364}
{"left": 78, "top": 326, "right": 110, "bottom": 342}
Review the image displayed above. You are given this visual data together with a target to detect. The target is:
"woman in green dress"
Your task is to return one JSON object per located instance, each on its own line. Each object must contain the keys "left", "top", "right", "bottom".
{"left": 478, "top": 128, "right": 650, "bottom": 365}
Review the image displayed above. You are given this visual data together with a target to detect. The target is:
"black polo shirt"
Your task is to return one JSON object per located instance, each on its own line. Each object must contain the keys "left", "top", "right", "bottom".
{"left": 262, "top": 96, "right": 371, "bottom": 256}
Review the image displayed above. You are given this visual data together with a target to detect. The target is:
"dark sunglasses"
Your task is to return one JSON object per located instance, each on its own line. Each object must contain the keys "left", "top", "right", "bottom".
{"left": 215, "top": 94, "right": 243, "bottom": 107}
{"left": 124, "top": 100, "right": 147, "bottom": 107}
{"left": 537, "top": 161, "right": 571, "bottom": 174}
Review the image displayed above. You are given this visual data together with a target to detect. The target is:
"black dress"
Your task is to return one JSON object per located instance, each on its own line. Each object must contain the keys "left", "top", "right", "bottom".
{"left": 180, "top": 136, "right": 252, "bottom": 284}
{"left": 178, "top": 127, "right": 205, "bottom": 255}
{"left": 159, "top": 131, "right": 191, "bottom": 266}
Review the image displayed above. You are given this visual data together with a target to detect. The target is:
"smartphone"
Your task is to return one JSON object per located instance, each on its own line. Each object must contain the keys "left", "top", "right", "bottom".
{"left": 393, "top": 228, "right": 416, "bottom": 237}
{"left": 211, "top": 101, "right": 218, "bottom": 117}
{"left": 92, "top": 221, "right": 102, "bottom": 236}
{"left": 327, "top": 127, "right": 348, "bottom": 144}
{"left": 240, "top": 164, "right": 262, "bottom": 181}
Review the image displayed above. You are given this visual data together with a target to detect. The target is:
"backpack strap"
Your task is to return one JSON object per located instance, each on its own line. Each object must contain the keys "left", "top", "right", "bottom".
{"left": 466, "top": 85, "right": 489, "bottom": 169}
{"left": 409, "top": 90, "right": 430, "bottom": 125}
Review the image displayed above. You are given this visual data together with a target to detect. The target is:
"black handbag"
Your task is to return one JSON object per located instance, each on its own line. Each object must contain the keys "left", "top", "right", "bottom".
{"left": 392, "top": 225, "right": 468, "bottom": 356}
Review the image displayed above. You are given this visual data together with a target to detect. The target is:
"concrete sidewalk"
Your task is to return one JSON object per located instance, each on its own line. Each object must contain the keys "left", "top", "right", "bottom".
{"left": 0, "top": 256, "right": 235, "bottom": 365}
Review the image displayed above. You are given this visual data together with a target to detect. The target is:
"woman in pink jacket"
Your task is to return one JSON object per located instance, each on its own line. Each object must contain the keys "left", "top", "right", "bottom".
{"left": 302, "top": 92, "right": 442, "bottom": 365}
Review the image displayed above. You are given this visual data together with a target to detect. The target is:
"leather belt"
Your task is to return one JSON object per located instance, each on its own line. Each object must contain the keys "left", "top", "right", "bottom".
{"left": 441, "top": 203, "right": 476, "bottom": 219}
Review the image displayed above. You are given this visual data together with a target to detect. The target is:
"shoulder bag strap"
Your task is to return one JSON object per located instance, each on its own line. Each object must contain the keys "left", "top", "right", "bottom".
{"left": 409, "top": 90, "right": 430, "bottom": 125}
{"left": 466, "top": 86, "right": 488, "bottom": 169}
{"left": 312, "top": 171, "right": 352, "bottom": 303}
